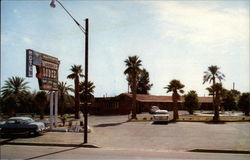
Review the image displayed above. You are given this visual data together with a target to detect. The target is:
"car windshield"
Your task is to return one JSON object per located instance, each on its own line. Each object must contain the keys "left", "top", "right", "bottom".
{"left": 23, "top": 119, "right": 34, "bottom": 123}
{"left": 6, "top": 120, "right": 16, "bottom": 124}
{"left": 6, "top": 118, "right": 34, "bottom": 124}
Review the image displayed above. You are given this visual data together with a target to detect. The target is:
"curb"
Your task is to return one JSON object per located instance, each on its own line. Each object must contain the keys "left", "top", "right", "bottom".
{"left": 1, "top": 142, "right": 100, "bottom": 148}
{"left": 178, "top": 120, "right": 250, "bottom": 123}
{"left": 189, "top": 149, "right": 250, "bottom": 154}
{"left": 2, "top": 142, "right": 250, "bottom": 154}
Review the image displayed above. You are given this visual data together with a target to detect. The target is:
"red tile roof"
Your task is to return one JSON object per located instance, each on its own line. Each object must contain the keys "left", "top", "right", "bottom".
{"left": 197, "top": 97, "right": 213, "bottom": 103}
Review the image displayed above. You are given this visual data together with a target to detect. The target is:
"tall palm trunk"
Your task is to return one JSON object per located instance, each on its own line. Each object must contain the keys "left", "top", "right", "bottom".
{"left": 212, "top": 77, "right": 215, "bottom": 113}
{"left": 74, "top": 77, "right": 80, "bottom": 119}
{"left": 173, "top": 92, "right": 179, "bottom": 120}
{"left": 213, "top": 92, "right": 220, "bottom": 121}
{"left": 212, "top": 77, "right": 218, "bottom": 121}
{"left": 131, "top": 73, "right": 137, "bottom": 119}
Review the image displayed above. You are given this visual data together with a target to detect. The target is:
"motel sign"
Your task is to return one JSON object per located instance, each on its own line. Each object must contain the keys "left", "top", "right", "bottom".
{"left": 26, "top": 49, "right": 60, "bottom": 91}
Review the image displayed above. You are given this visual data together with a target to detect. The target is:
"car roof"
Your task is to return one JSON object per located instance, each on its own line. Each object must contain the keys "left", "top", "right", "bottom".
{"left": 155, "top": 110, "right": 168, "bottom": 113}
{"left": 151, "top": 106, "right": 159, "bottom": 108}
{"left": 8, "top": 117, "right": 33, "bottom": 120}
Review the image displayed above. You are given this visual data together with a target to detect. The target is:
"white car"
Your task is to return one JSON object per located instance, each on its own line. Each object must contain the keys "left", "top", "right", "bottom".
{"left": 152, "top": 110, "right": 169, "bottom": 124}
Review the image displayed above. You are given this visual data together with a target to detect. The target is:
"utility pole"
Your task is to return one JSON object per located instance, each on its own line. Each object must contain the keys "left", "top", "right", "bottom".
{"left": 84, "top": 18, "right": 89, "bottom": 143}
{"left": 50, "top": 0, "right": 89, "bottom": 143}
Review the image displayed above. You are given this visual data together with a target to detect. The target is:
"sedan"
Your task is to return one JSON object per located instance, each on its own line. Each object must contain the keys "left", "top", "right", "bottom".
{"left": 0, "top": 117, "right": 46, "bottom": 136}
{"left": 152, "top": 110, "right": 169, "bottom": 124}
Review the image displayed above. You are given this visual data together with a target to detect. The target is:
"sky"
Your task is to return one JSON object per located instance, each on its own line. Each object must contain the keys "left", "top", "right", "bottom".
{"left": 1, "top": 0, "right": 249, "bottom": 97}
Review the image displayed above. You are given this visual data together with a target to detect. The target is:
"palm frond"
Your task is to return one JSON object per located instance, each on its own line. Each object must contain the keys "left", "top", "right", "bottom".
{"left": 164, "top": 79, "right": 185, "bottom": 94}
{"left": 203, "top": 65, "right": 225, "bottom": 85}
{"left": 67, "top": 74, "right": 76, "bottom": 79}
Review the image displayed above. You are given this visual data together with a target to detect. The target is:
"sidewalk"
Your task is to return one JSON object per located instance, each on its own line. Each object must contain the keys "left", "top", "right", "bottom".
{"left": 0, "top": 131, "right": 99, "bottom": 148}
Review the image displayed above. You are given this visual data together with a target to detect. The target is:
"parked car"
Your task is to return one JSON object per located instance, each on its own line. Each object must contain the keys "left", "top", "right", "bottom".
{"left": 149, "top": 106, "right": 160, "bottom": 114}
{"left": 152, "top": 110, "right": 169, "bottom": 124}
{"left": 0, "top": 117, "right": 46, "bottom": 136}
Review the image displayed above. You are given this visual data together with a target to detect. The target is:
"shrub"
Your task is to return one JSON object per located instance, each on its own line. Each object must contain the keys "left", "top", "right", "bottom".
{"left": 184, "top": 90, "right": 199, "bottom": 114}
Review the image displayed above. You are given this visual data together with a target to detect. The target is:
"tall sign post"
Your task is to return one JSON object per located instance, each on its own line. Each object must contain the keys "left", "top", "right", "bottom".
{"left": 26, "top": 49, "right": 60, "bottom": 129}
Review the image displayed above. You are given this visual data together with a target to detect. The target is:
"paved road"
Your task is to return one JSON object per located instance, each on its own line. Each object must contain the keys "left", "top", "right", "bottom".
{"left": 1, "top": 145, "right": 250, "bottom": 160}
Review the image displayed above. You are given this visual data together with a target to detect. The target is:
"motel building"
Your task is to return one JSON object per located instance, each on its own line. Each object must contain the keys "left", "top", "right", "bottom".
{"left": 89, "top": 93, "right": 213, "bottom": 115}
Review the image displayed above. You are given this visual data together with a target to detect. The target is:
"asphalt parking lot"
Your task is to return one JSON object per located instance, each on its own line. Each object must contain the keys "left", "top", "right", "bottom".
{"left": 88, "top": 114, "right": 250, "bottom": 151}
{"left": 1, "top": 113, "right": 250, "bottom": 153}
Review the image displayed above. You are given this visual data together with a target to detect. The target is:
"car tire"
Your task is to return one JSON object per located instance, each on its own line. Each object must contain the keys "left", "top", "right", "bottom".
{"left": 28, "top": 131, "right": 40, "bottom": 137}
{"left": 27, "top": 131, "right": 34, "bottom": 137}
{"left": 36, "top": 131, "right": 41, "bottom": 136}
{"left": 0, "top": 133, "right": 6, "bottom": 138}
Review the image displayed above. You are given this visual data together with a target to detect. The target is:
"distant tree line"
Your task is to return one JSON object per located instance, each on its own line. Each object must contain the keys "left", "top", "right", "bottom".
{"left": 183, "top": 89, "right": 249, "bottom": 115}
{"left": 123, "top": 56, "right": 249, "bottom": 121}
{"left": 0, "top": 77, "right": 75, "bottom": 118}
{"left": 1, "top": 58, "right": 249, "bottom": 122}
{"left": 0, "top": 64, "right": 95, "bottom": 119}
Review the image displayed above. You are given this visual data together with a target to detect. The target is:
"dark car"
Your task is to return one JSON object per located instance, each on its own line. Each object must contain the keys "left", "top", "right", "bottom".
{"left": 0, "top": 117, "right": 46, "bottom": 136}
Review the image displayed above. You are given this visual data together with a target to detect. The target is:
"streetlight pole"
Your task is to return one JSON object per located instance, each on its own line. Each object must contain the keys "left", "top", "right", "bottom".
{"left": 84, "top": 18, "right": 88, "bottom": 143}
{"left": 50, "top": 0, "right": 89, "bottom": 143}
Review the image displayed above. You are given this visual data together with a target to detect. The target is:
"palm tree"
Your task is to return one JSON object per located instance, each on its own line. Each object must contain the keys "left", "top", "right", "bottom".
{"left": 124, "top": 56, "right": 142, "bottom": 119}
{"left": 67, "top": 65, "right": 84, "bottom": 119}
{"left": 79, "top": 81, "right": 95, "bottom": 113}
{"left": 206, "top": 83, "right": 226, "bottom": 121}
{"left": 203, "top": 66, "right": 225, "bottom": 104}
{"left": 164, "top": 79, "right": 185, "bottom": 120}
{"left": 1, "top": 76, "right": 29, "bottom": 117}
{"left": 203, "top": 65, "right": 225, "bottom": 119}
{"left": 35, "top": 91, "right": 48, "bottom": 119}
{"left": 127, "top": 68, "right": 153, "bottom": 94}
{"left": 203, "top": 65, "right": 225, "bottom": 85}
{"left": 58, "top": 81, "right": 73, "bottom": 116}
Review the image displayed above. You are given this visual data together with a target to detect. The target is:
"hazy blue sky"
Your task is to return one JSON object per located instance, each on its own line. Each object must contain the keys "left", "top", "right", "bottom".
{"left": 1, "top": 0, "right": 249, "bottom": 97}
